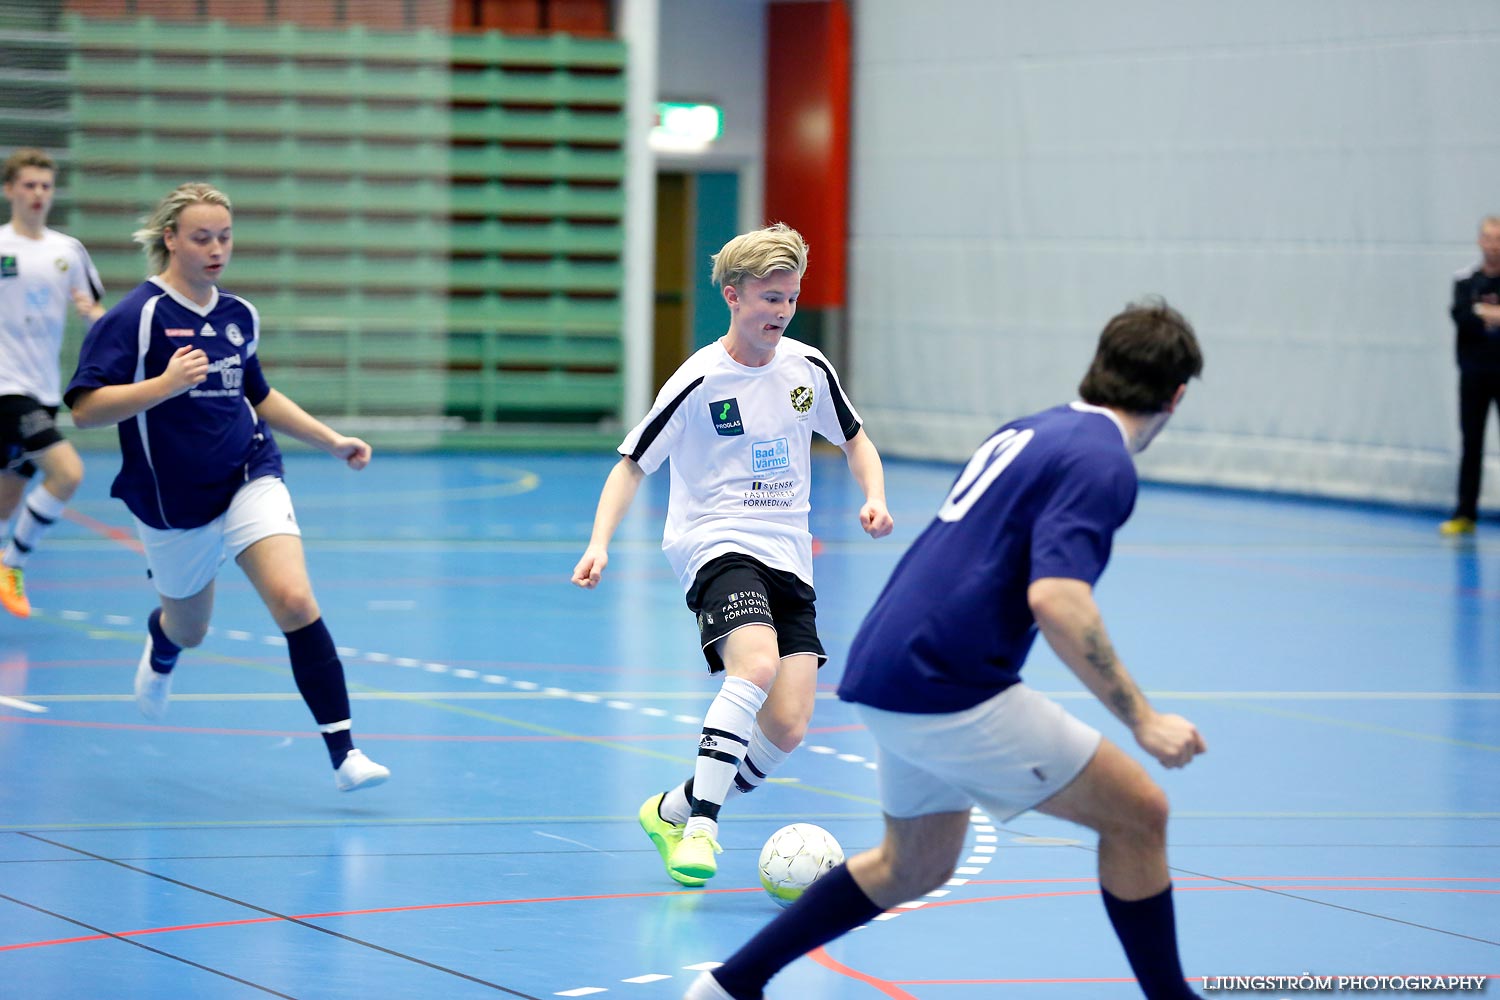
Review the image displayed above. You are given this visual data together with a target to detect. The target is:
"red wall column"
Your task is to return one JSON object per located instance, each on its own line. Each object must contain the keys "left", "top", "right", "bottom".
{"left": 763, "top": 0, "right": 850, "bottom": 309}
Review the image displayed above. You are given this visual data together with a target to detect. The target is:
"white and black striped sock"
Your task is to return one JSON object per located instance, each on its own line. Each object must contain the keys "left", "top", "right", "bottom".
{"left": 3, "top": 485, "right": 67, "bottom": 569}
{"left": 682, "top": 675, "right": 766, "bottom": 839}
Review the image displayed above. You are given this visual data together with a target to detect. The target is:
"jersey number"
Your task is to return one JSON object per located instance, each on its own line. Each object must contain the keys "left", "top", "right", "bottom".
{"left": 937, "top": 428, "right": 1034, "bottom": 522}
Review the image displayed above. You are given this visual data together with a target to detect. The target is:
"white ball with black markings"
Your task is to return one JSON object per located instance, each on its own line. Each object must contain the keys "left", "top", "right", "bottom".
{"left": 758, "top": 823, "right": 844, "bottom": 908}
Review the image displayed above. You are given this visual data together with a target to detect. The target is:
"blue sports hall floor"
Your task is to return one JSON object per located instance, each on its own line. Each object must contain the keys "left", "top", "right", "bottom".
{"left": 0, "top": 449, "right": 1495, "bottom": 999}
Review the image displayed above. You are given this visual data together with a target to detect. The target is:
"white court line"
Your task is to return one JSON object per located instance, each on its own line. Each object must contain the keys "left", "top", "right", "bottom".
{"left": 0, "top": 695, "right": 47, "bottom": 714}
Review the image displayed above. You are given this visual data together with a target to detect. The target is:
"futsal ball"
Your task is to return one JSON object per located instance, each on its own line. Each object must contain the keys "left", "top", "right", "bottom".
{"left": 758, "top": 823, "right": 844, "bottom": 908}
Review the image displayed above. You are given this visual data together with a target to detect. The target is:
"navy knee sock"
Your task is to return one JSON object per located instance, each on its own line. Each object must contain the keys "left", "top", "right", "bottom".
{"left": 284, "top": 618, "right": 355, "bottom": 767}
{"left": 147, "top": 607, "right": 181, "bottom": 674}
{"left": 1101, "top": 885, "right": 1199, "bottom": 999}
{"left": 713, "top": 864, "right": 884, "bottom": 997}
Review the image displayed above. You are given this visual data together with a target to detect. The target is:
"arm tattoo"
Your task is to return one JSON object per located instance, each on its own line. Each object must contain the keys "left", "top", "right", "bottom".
{"left": 1082, "top": 624, "right": 1139, "bottom": 724}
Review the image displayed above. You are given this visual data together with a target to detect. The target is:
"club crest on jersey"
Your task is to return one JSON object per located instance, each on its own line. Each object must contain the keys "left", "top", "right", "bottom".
{"left": 789, "top": 385, "right": 813, "bottom": 414}
{"left": 225, "top": 322, "right": 244, "bottom": 347}
{"left": 0, "top": 255, "right": 16, "bottom": 278}
{"left": 709, "top": 397, "right": 744, "bottom": 436}
{"left": 54, "top": 257, "right": 69, "bottom": 272}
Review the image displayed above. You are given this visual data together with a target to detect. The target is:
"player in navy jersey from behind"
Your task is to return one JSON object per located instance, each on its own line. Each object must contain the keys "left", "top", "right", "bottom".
{"left": 0, "top": 148, "right": 106, "bottom": 618}
{"left": 64, "top": 182, "right": 389, "bottom": 792}
{"left": 572, "top": 223, "right": 894, "bottom": 887}
{"left": 688, "top": 299, "right": 1207, "bottom": 1000}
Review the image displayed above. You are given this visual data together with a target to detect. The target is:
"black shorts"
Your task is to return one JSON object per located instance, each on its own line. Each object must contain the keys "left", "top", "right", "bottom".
{"left": 685, "top": 552, "right": 825, "bottom": 674}
{"left": 0, "top": 395, "right": 64, "bottom": 478}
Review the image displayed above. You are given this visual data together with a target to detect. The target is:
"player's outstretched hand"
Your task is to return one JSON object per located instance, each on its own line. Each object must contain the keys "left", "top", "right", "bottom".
{"left": 571, "top": 546, "right": 608, "bottom": 589}
{"left": 71, "top": 289, "right": 105, "bottom": 323}
{"left": 330, "top": 436, "right": 372, "bottom": 470}
{"left": 1134, "top": 712, "right": 1206, "bottom": 769}
{"left": 860, "top": 500, "right": 894, "bottom": 539}
{"left": 162, "top": 346, "right": 209, "bottom": 396}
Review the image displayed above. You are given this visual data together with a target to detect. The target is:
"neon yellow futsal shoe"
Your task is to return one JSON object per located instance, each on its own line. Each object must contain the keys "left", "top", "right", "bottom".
{"left": 0, "top": 565, "right": 29, "bottom": 619}
{"left": 1439, "top": 516, "right": 1476, "bottom": 536}
{"left": 668, "top": 829, "right": 722, "bottom": 886}
{"left": 639, "top": 792, "right": 700, "bottom": 885}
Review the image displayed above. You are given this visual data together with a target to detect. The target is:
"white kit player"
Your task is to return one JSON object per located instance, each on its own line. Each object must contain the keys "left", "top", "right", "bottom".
{"left": 688, "top": 299, "right": 1208, "bottom": 1000}
{"left": 65, "top": 182, "right": 389, "bottom": 792}
{"left": 572, "top": 223, "right": 894, "bottom": 886}
{"left": 0, "top": 148, "right": 104, "bottom": 618}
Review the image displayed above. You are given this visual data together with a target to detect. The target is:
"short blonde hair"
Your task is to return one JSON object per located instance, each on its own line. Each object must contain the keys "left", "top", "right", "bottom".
{"left": 133, "top": 182, "right": 232, "bottom": 274}
{"left": 3, "top": 148, "right": 55, "bottom": 185}
{"left": 709, "top": 222, "right": 809, "bottom": 290}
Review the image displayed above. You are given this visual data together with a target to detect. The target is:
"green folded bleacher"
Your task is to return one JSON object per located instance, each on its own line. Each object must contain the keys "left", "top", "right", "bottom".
{"left": 63, "top": 13, "right": 626, "bottom": 436}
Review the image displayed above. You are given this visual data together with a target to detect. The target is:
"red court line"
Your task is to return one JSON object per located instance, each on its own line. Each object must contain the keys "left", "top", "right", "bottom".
{"left": 63, "top": 509, "right": 142, "bottom": 553}
{"left": 893, "top": 975, "right": 1499, "bottom": 987}
{"left": 7, "top": 881, "right": 1493, "bottom": 987}
{"left": 1, "top": 886, "right": 761, "bottom": 952}
{"left": 813, "top": 886, "right": 1500, "bottom": 992}
{"left": 0, "top": 659, "right": 146, "bottom": 669}
{"left": 810, "top": 946, "right": 919, "bottom": 999}
{"left": 965, "top": 876, "right": 1500, "bottom": 885}
{"left": 916, "top": 884, "right": 1500, "bottom": 914}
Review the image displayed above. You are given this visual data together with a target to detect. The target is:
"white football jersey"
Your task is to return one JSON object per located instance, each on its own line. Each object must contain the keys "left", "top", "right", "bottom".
{"left": 0, "top": 223, "right": 103, "bottom": 404}
{"left": 620, "top": 337, "right": 863, "bottom": 590}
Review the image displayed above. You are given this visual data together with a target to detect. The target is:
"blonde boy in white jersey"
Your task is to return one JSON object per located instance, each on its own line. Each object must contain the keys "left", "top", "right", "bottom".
{"left": 0, "top": 148, "right": 105, "bottom": 618}
{"left": 572, "top": 223, "right": 894, "bottom": 886}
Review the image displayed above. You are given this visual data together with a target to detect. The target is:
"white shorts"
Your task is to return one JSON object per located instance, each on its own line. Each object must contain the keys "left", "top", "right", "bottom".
{"left": 134, "top": 476, "right": 300, "bottom": 600}
{"left": 856, "top": 683, "right": 1103, "bottom": 822}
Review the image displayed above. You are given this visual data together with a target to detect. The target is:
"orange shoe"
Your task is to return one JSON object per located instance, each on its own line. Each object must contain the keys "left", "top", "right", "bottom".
{"left": 0, "top": 565, "right": 29, "bottom": 619}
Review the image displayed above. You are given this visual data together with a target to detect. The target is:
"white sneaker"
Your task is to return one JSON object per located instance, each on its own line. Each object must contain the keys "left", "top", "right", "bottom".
{"left": 134, "top": 636, "right": 173, "bottom": 720}
{"left": 334, "top": 748, "right": 390, "bottom": 792}
{"left": 684, "top": 972, "right": 737, "bottom": 1000}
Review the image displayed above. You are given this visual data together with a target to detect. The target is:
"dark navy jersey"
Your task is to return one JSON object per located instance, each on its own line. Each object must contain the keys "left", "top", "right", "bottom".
{"left": 65, "top": 278, "right": 282, "bottom": 530}
{"left": 838, "top": 403, "right": 1138, "bottom": 714}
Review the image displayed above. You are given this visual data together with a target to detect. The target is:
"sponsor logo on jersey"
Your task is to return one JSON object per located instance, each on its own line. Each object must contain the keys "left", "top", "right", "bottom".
{"left": 0, "top": 255, "right": 17, "bottom": 278}
{"left": 709, "top": 397, "right": 744, "bottom": 436}
{"left": 165, "top": 328, "right": 195, "bottom": 337}
{"left": 744, "top": 478, "right": 796, "bottom": 507}
{"left": 751, "top": 437, "right": 790, "bottom": 474}
{"left": 699, "top": 734, "right": 719, "bottom": 751}
{"left": 789, "top": 385, "right": 813, "bottom": 414}
{"left": 225, "top": 322, "right": 244, "bottom": 347}
{"left": 200, "top": 323, "right": 217, "bottom": 338}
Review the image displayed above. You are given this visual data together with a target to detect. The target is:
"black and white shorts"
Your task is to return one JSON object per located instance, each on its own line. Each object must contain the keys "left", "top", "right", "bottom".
{"left": 684, "top": 552, "right": 826, "bottom": 673}
{"left": 0, "top": 395, "right": 65, "bottom": 478}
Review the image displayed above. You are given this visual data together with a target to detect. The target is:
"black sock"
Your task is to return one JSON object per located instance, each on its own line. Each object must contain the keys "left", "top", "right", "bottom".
{"left": 1101, "top": 885, "right": 1198, "bottom": 999}
{"left": 713, "top": 864, "right": 883, "bottom": 996}
{"left": 147, "top": 607, "right": 181, "bottom": 674}
{"left": 284, "top": 618, "right": 355, "bottom": 768}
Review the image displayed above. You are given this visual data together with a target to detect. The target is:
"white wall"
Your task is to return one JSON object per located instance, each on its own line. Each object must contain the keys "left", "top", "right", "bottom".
{"left": 656, "top": 0, "right": 766, "bottom": 228}
{"left": 848, "top": 1, "right": 1500, "bottom": 508}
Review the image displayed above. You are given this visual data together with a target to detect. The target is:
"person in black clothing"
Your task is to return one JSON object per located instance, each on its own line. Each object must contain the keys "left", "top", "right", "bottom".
{"left": 1441, "top": 215, "right": 1500, "bottom": 536}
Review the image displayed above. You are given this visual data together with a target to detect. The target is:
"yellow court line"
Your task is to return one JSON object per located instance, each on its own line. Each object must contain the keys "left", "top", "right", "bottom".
{"left": 16, "top": 619, "right": 882, "bottom": 808}
{"left": 22, "top": 692, "right": 718, "bottom": 703}
{"left": 1172, "top": 811, "right": 1500, "bottom": 820}
{"left": 22, "top": 688, "right": 1499, "bottom": 703}
{"left": 1210, "top": 700, "right": 1500, "bottom": 753}
{"left": 276, "top": 467, "right": 543, "bottom": 509}
{"left": 0, "top": 811, "right": 886, "bottom": 834}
